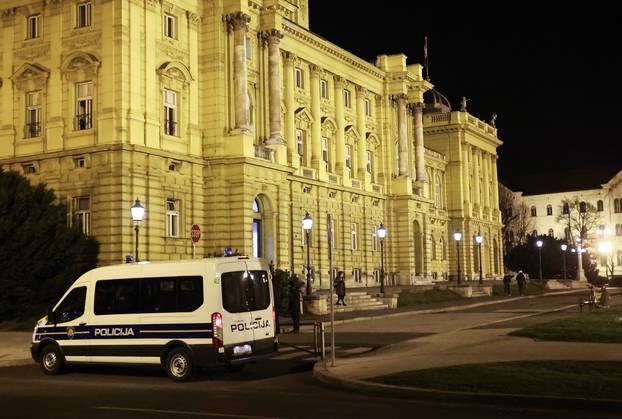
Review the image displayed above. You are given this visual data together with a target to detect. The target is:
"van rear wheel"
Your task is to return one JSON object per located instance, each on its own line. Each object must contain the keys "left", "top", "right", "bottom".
{"left": 165, "top": 348, "right": 194, "bottom": 382}
{"left": 40, "top": 344, "right": 64, "bottom": 375}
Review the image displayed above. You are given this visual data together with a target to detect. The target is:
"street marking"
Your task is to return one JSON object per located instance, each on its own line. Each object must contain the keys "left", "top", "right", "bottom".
{"left": 95, "top": 406, "right": 285, "bottom": 419}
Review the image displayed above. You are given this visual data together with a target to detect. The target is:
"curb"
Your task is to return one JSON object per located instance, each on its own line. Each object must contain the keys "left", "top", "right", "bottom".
{"left": 0, "top": 359, "right": 33, "bottom": 368}
{"left": 313, "top": 364, "right": 622, "bottom": 411}
{"left": 305, "top": 288, "right": 590, "bottom": 326}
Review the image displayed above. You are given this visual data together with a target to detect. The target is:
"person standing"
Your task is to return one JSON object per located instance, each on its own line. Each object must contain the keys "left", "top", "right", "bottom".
{"left": 334, "top": 271, "right": 347, "bottom": 305}
{"left": 502, "top": 271, "right": 512, "bottom": 296}
{"left": 288, "top": 277, "right": 302, "bottom": 332}
{"left": 516, "top": 270, "right": 526, "bottom": 296}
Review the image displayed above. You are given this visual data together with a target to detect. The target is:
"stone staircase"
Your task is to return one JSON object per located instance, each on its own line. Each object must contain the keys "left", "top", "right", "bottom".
{"left": 323, "top": 290, "right": 389, "bottom": 313}
{"left": 470, "top": 288, "right": 490, "bottom": 298}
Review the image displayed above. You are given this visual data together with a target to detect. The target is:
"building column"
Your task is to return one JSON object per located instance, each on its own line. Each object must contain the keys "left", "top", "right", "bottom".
{"left": 483, "top": 152, "right": 490, "bottom": 210}
{"left": 462, "top": 142, "right": 470, "bottom": 206}
{"left": 310, "top": 65, "right": 322, "bottom": 169}
{"left": 334, "top": 76, "right": 346, "bottom": 176}
{"left": 283, "top": 52, "right": 296, "bottom": 163}
{"left": 395, "top": 94, "right": 409, "bottom": 177}
{"left": 356, "top": 86, "right": 367, "bottom": 180}
{"left": 263, "top": 29, "right": 284, "bottom": 147}
{"left": 227, "top": 12, "right": 251, "bottom": 131}
{"left": 492, "top": 155, "right": 500, "bottom": 210}
{"left": 413, "top": 102, "right": 426, "bottom": 183}
{"left": 473, "top": 148, "right": 481, "bottom": 207}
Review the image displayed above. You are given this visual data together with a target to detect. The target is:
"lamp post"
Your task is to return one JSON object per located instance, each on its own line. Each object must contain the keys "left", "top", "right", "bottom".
{"left": 597, "top": 227, "right": 614, "bottom": 283}
{"left": 475, "top": 232, "right": 483, "bottom": 284}
{"left": 536, "top": 239, "right": 543, "bottom": 281}
{"left": 130, "top": 197, "right": 145, "bottom": 262}
{"left": 454, "top": 230, "right": 462, "bottom": 285}
{"left": 561, "top": 244, "right": 567, "bottom": 280}
{"left": 378, "top": 223, "right": 387, "bottom": 294}
{"left": 302, "top": 212, "right": 313, "bottom": 295}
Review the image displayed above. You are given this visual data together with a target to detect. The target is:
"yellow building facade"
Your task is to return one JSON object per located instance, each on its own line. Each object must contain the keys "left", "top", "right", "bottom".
{"left": 0, "top": 0, "right": 503, "bottom": 288}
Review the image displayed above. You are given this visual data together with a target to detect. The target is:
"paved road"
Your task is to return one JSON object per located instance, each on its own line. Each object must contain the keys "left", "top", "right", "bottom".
{"left": 1, "top": 291, "right": 619, "bottom": 418}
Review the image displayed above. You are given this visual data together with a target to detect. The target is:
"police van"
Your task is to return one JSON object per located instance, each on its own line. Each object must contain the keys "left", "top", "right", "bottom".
{"left": 30, "top": 257, "right": 277, "bottom": 381}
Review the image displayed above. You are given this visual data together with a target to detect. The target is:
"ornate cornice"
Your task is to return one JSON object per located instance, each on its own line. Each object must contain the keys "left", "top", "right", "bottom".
{"left": 10, "top": 63, "right": 50, "bottom": 91}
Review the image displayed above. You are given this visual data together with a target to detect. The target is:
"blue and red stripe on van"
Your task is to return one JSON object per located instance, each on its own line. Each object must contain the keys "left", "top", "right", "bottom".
{"left": 34, "top": 323, "right": 213, "bottom": 341}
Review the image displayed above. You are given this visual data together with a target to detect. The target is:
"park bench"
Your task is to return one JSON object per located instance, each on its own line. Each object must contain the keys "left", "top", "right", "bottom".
{"left": 578, "top": 286, "right": 610, "bottom": 312}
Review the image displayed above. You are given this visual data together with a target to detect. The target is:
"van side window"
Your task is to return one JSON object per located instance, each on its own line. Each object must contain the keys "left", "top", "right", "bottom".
{"left": 54, "top": 287, "right": 86, "bottom": 324}
{"left": 141, "top": 278, "right": 177, "bottom": 313}
{"left": 221, "top": 270, "right": 270, "bottom": 313}
{"left": 95, "top": 279, "right": 140, "bottom": 315}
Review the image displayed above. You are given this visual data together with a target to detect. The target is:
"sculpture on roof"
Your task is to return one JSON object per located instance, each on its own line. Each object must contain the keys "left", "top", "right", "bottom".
{"left": 490, "top": 113, "right": 497, "bottom": 127}
{"left": 460, "top": 96, "right": 469, "bottom": 112}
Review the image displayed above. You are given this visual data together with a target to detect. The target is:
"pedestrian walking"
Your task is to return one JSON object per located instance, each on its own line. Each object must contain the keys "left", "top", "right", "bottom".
{"left": 288, "top": 277, "right": 302, "bottom": 332}
{"left": 516, "top": 270, "right": 526, "bottom": 296}
{"left": 502, "top": 271, "right": 512, "bottom": 296}
{"left": 334, "top": 271, "right": 347, "bottom": 305}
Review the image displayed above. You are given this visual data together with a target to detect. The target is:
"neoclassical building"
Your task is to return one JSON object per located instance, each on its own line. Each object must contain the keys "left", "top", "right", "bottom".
{"left": 0, "top": 0, "right": 503, "bottom": 288}
{"left": 509, "top": 169, "right": 622, "bottom": 277}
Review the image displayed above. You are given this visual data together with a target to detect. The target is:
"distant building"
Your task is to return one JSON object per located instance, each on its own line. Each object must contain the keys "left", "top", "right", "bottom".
{"left": 0, "top": 0, "right": 503, "bottom": 287}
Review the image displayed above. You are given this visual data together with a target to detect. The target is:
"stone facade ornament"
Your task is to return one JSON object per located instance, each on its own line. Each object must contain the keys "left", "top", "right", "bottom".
{"left": 262, "top": 29, "right": 285, "bottom": 148}
{"left": 490, "top": 113, "right": 497, "bottom": 127}
{"left": 226, "top": 11, "right": 250, "bottom": 33}
{"left": 460, "top": 96, "right": 469, "bottom": 112}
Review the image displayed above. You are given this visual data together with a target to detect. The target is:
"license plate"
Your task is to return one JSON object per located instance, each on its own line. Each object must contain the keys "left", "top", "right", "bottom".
{"left": 233, "top": 344, "right": 252, "bottom": 356}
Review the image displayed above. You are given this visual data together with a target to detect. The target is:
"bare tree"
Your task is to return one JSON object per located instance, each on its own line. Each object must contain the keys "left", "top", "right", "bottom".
{"left": 499, "top": 184, "right": 534, "bottom": 256}
{"left": 556, "top": 197, "right": 601, "bottom": 245}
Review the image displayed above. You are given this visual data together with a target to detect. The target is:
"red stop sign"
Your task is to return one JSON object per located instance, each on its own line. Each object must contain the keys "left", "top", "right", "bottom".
{"left": 191, "top": 224, "right": 201, "bottom": 243}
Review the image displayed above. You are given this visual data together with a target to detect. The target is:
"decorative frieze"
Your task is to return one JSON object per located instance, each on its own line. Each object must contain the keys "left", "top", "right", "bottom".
{"left": 62, "top": 31, "right": 102, "bottom": 50}
{"left": 14, "top": 43, "right": 51, "bottom": 62}
{"left": 157, "top": 39, "right": 188, "bottom": 61}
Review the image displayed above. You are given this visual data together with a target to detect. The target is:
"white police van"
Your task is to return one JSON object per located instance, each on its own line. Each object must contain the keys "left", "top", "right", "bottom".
{"left": 31, "top": 257, "right": 277, "bottom": 381}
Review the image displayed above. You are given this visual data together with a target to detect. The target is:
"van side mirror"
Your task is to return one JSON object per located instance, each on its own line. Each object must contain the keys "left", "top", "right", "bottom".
{"left": 47, "top": 308, "right": 56, "bottom": 326}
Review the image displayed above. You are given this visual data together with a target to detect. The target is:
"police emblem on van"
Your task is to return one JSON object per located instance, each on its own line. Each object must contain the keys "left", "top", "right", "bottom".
{"left": 94, "top": 327, "right": 135, "bottom": 337}
{"left": 66, "top": 327, "right": 75, "bottom": 340}
{"left": 231, "top": 319, "right": 271, "bottom": 332}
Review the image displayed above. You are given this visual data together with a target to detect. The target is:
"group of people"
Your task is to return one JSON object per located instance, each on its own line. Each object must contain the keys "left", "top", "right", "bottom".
{"left": 502, "top": 270, "right": 528, "bottom": 296}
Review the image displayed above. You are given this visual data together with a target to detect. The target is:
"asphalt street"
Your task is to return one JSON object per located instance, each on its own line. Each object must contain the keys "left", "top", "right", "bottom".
{"left": 1, "top": 291, "right": 619, "bottom": 419}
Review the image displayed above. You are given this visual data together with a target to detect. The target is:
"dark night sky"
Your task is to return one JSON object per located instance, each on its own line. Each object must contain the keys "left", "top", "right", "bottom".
{"left": 308, "top": 3, "right": 620, "bottom": 194}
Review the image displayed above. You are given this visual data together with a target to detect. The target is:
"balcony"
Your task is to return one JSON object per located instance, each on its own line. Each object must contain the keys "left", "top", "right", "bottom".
{"left": 75, "top": 113, "right": 92, "bottom": 131}
{"left": 24, "top": 122, "right": 41, "bottom": 138}
{"left": 254, "top": 144, "right": 273, "bottom": 161}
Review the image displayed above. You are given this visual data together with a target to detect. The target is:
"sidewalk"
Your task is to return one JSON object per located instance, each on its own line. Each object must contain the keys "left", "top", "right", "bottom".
{"left": 0, "top": 332, "right": 33, "bottom": 368}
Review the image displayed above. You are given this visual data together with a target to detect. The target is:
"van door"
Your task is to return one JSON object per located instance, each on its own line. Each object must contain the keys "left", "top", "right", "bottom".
{"left": 243, "top": 259, "right": 274, "bottom": 343}
{"left": 46, "top": 286, "right": 90, "bottom": 363}
{"left": 218, "top": 261, "right": 255, "bottom": 354}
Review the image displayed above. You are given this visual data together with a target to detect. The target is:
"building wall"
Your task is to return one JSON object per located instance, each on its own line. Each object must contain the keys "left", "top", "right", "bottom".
{"left": 0, "top": 0, "right": 503, "bottom": 288}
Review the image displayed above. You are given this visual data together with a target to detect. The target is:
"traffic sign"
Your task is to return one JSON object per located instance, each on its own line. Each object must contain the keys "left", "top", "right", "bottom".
{"left": 191, "top": 224, "right": 201, "bottom": 243}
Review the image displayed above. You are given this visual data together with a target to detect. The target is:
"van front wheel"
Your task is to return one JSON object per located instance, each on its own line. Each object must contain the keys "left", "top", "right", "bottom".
{"left": 165, "top": 348, "right": 194, "bottom": 382}
{"left": 40, "top": 344, "right": 64, "bottom": 375}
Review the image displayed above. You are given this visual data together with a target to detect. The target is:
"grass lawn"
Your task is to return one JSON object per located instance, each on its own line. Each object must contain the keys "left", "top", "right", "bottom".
{"left": 397, "top": 290, "right": 462, "bottom": 307}
{"left": 492, "top": 281, "right": 545, "bottom": 297}
{"left": 368, "top": 361, "right": 622, "bottom": 400}
{"left": 510, "top": 305, "right": 622, "bottom": 343}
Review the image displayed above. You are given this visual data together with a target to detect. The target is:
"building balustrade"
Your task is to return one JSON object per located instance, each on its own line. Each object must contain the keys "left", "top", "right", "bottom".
{"left": 254, "top": 144, "right": 273, "bottom": 161}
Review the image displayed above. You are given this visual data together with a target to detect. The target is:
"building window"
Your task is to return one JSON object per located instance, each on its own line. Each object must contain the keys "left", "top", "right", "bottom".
{"left": 353, "top": 268, "right": 361, "bottom": 283}
{"left": 77, "top": 2, "right": 92, "bottom": 28}
{"left": 321, "top": 137, "right": 330, "bottom": 168}
{"left": 614, "top": 198, "right": 620, "bottom": 213}
{"left": 431, "top": 235, "right": 436, "bottom": 260}
{"left": 597, "top": 200, "right": 604, "bottom": 212}
{"left": 75, "top": 157, "right": 86, "bottom": 168}
{"left": 164, "top": 89, "right": 177, "bottom": 136}
{"left": 296, "top": 128, "right": 306, "bottom": 160}
{"left": 618, "top": 251, "right": 622, "bottom": 266}
{"left": 73, "top": 196, "right": 91, "bottom": 235}
{"left": 345, "top": 145, "right": 352, "bottom": 176}
{"left": 532, "top": 229, "right": 538, "bottom": 236}
{"left": 562, "top": 202, "right": 569, "bottom": 214}
{"left": 530, "top": 206, "right": 537, "bottom": 217}
{"left": 166, "top": 199, "right": 180, "bottom": 238}
{"left": 546, "top": 204, "right": 552, "bottom": 216}
{"left": 343, "top": 89, "right": 351, "bottom": 108}
{"left": 295, "top": 68, "right": 304, "bottom": 89}
{"left": 164, "top": 13, "right": 176, "bottom": 39}
{"left": 435, "top": 175, "right": 442, "bottom": 209}
{"left": 364, "top": 98, "right": 371, "bottom": 116}
{"left": 351, "top": 222, "right": 358, "bottom": 250}
{"left": 27, "top": 14, "right": 40, "bottom": 39}
{"left": 372, "top": 225, "right": 378, "bottom": 252}
{"left": 441, "top": 237, "right": 446, "bottom": 260}
{"left": 23, "top": 164, "right": 36, "bottom": 174}
{"left": 366, "top": 151, "right": 374, "bottom": 175}
{"left": 25, "top": 91, "right": 41, "bottom": 138}
{"left": 579, "top": 201, "right": 587, "bottom": 213}
{"left": 548, "top": 228, "right": 554, "bottom": 236}
{"left": 320, "top": 79, "right": 328, "bottom": 99}
{"left": 245, "top": 36, "right": 252, "bottom": 60}
{"left": 75, "top": 82, "right": 93, "bottom": 130}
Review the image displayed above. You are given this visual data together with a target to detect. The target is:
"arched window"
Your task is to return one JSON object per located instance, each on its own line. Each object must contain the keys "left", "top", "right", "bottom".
{"left": 579, "top": 201, "right": 587, "bottom": 213}
{"left": 532, "top": 229, "right": 538, "bottom": 236}
{"left": 252, "top": 198, "right": 262, "bottom": 257}
{"left": 530, "top": 206, "right": 537, "bottom": 217}
{"left": 440, "top": 237, "right": 446, "bottom": 260}
{"left": 431, "top": 235, "right": 436, "bottom": 260}
{"left": 597, "top": 200, "right": 604, "bottom": 212}
{"left": 546, "top": 204, "right": 552, "bottom": 216}
{"left": 548, "top": 228, "right": 554, "bottom": 236}
{"left": 562, "top": 202, "right": 569, "bottom": 214}
{"left": 615, "top": 198, "right": 620, "bottom": 213}
{"left": 435, "top": 175, "right": 442, "bottom": 209}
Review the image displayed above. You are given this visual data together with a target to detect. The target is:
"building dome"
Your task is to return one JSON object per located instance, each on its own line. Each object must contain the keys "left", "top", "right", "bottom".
{"left": 423, "top": 89, "right": 451, "bottom": 114}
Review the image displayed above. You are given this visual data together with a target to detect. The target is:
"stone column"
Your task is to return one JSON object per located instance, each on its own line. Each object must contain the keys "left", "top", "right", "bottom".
{"left": 334, "top": 76, "right": 346, "bottom": 175}
{"left": 283, "top": 52, "right": 296, "bottom": 162}
{"left": 395, "top": 94, "right": 409, "bottom": 177}
{"left": 483, "top": 152, "right": 490, "bottom": 209}
{"left": 413, "top": 102, "right": 426, "bottom": 182}
{"left": 227, "top": 12, "right": 251, "bottom": 131}
{"left": 310, "top": 65, "right": 322, "bottom": 168}
{"left": 356, "top": 86, "right": 367, "bottom": 179}
{"left": 462, "top": 143, "right": 470, "bottom": 205}
{"left": 473, "top": 148, "right": 481, "bottom": 207}
{"left": 263, "top": 29, "right": 284, "bottom": 147}
{"left": 492, "top": 155, "right": 500, "bottom": 210}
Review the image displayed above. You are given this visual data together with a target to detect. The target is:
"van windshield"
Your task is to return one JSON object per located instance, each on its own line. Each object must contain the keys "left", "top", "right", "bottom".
{"left": 221, "top": 270, "right": 270, "bottom": 313}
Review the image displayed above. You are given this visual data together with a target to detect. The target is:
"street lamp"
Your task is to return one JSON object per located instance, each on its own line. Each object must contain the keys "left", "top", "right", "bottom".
{"left": 302, "top": 212, "right": 313, "bottom": 295}
{"left": 536, "top": 239, "right": 543, "bottom": 281}
{"left": 130, "top": 197, "right": 145, "bottom": 262}
{"left": 378, "top": 223, "right": 387, "bottom": 294}
{"left": 475, "top": 232, "right": 483, "bottom": 285}
{"left": 454, "top": 230, "right": 462, "bottom": 285}
{"left": 561, "top": 244, "right": 568, "bottom": 280}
